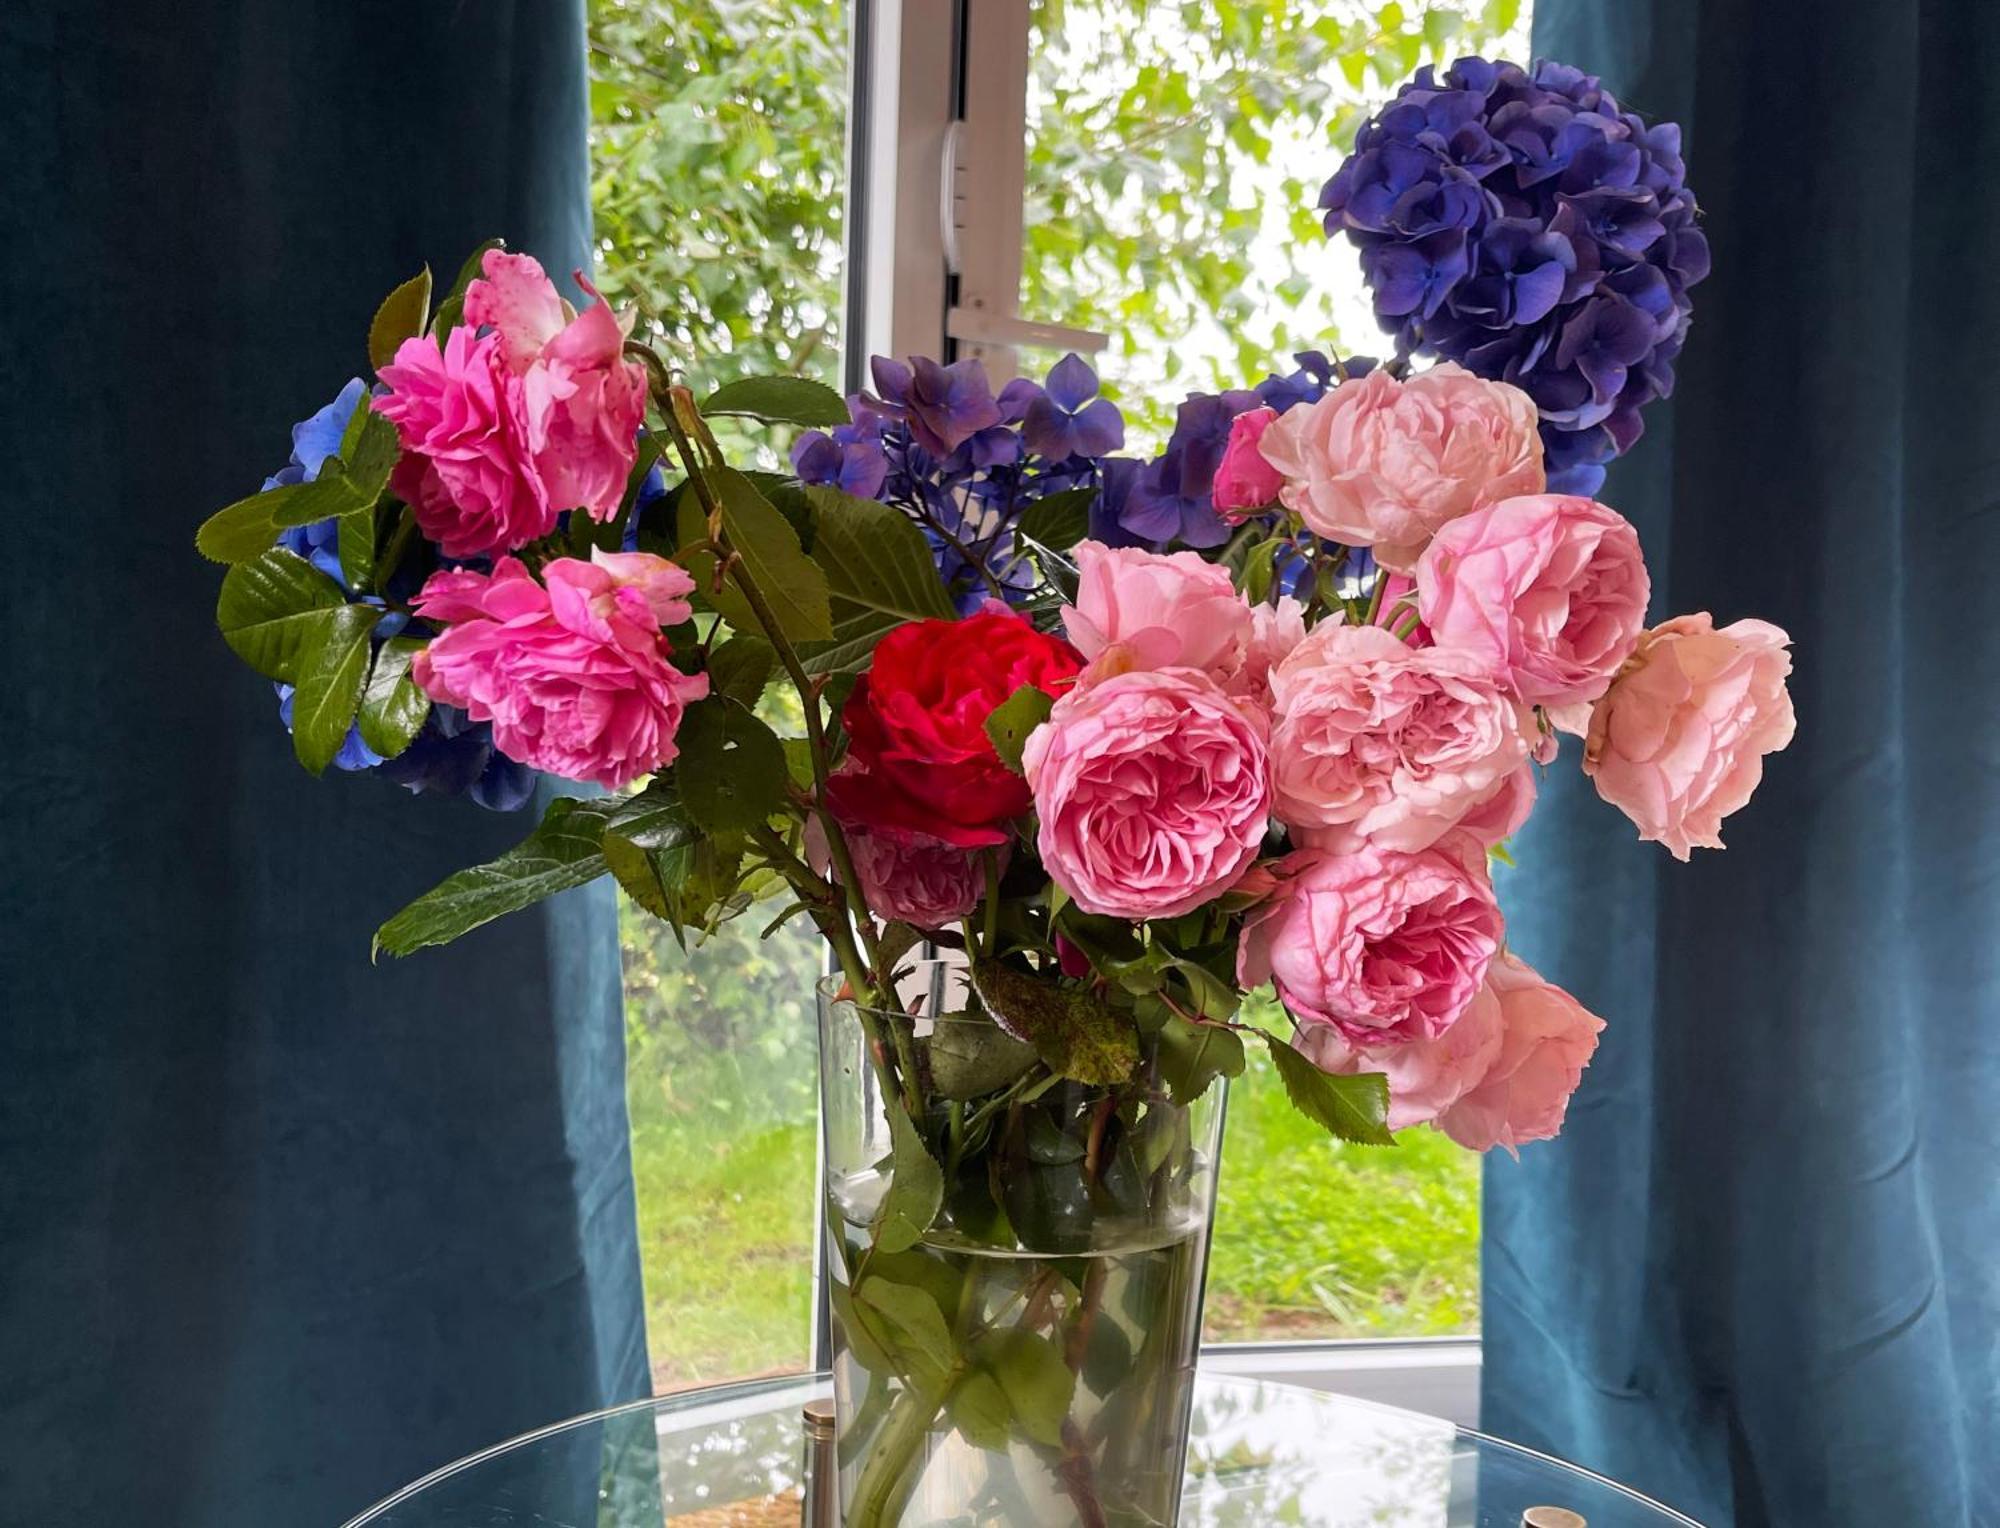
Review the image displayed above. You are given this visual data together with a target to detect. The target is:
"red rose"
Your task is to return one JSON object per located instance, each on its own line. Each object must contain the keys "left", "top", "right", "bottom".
{"left": 834, "top": 611, "right": 1083, "bottom": 847}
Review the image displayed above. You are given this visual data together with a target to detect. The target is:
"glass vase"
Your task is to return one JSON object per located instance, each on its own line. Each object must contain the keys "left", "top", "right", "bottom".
{"left": 819, "top": 961, "right": 1226, "bottom": 1527}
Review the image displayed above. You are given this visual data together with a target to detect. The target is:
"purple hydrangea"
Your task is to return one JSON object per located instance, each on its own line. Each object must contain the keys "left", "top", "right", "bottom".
{"left": 791, "top": 353, "right": 1123, "bottom": 613}
{"left": 1321, "top": 56, "right": 1709, "bottom": 493}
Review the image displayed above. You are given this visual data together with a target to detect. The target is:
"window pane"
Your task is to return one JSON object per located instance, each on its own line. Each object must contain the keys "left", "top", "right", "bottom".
{"left": 589, "top": 0, "right": 850, "bottom": 1391}
{"left": 1021, "top": 0, "right": 1532, "bottom": 1342}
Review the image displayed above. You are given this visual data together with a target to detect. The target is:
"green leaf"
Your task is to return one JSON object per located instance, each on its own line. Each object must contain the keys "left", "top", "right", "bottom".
{"left": 871, "top": 1095, "right": 944, "bottom": 1255}
{"left": 1016, "top": 487, "right": 1096, "bottom": 553}
{"left": 830, "top": 1281, "right": 898, "bottom": 1380}
{"left": 699, "top": 374, "right": 850, "bottom": 428}
{"left": 337, "top": 397, "right": 402, "bottom": 502}
{"left": 367, "top": 265, "right": 433, "bottom": 371}
{"left": 799, "top": 606, "right": 902, "bottom": 678}
{"left": 926, "top": 1014, "right": 1040, "bottom": 1101}
{"left": 216, "top": 549, "right": 349, "bottom": 682}
{"left": 1154, "top": 1015, "right": 1246, "bottom": 1106}
{"left": 356, "top": 635, "right": 430, "bottom": 758}
{"left": 373, "top": 794, "right": 628, "bottom": 959}
{"left": 600, "top": 778, "right": 703, "bottom": 923}
{"left": 196, "top": 396, "right": 400, "bottom": 563}
{"left": 336, "top": 508, "right": 378, "bottom": 592}
{"left": 705, "top": 636, "right": 775, "bottom": 708}
{"left": 971, "top": 960, "right": 1139, "bottom": 1086}
{"left": 1261, "top": 1032, "right": 1394, "bottom": 1146}
{"left": 805, "top": 486, "right": 956, "bottom": 621}
{"left": 675, "top": 697, "right": 790, "bottom": 833}
{"left": 947, "top": 1372, "right": 1014, "bottom": 1451}
{"left": 676, "top": 468, "right": 833, "bottom": 643}
{"left": 852, "top": 1275, "right": 956, "bottom": 1390}
{"left": 983, "top": 684, "right": 1055, "bottom": 774}
{"left": 971, "top": 1329, "right": 1075, "bottom": 1448}
{"left": 290, "top": 605, "right": 377, "bottom": 775}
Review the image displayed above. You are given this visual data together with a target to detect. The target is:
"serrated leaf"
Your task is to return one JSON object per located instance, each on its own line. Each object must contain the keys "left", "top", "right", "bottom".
{"left": 972, "top": 1329, "right": 1075, "bottom": 1448}
{"left": 373, "top": 794, "right": 625, "bottom": 959}
{"left": 676, "top": 697, "right": 790, "bottom": 833}
{"left": 1155, "top": 1015, "right": 1246, "bottom": 1106}
{"left": 799, "top": 606, "right": 902, "bottom": 677}
{"left": 356, "top": 635, "right": 430, "bottom": 758}
{"left": 216, "top": 548, "right": 349, "bottom": 681}
{"left": 601, "top": 778, "right": 702, "bottom": 922}
{"left": 927, "top": 1015, "right": 1040, "bottom": 1101}
{"left": 1262, "top": 1032, "right": 1394, "bottom": 1145}
{"left": 971, "top": 960, "right": 1139, "bottom": 1086}
{"left": 1016, "top": 487, "right": 1095, "bottom": 553}
{"left": 830, "top": 1281, "right": 898, "bottom": 1379}
{"left": 872, "top": 1095, "right": 944, "bottom": 1254}
{"left": 706, "top": 636, "right": 775, "bottom": 707}
{"left": 367, "top": 265, "right": 432, "bottom": 371}
{"left": 947, "top": 1371, "right": 1013, "bottom": 1451}
{"left": 676, "top": 468, "right": 833, "bottom": 643}
{"left": 983, "top": 684, "right": 1055, "bottom": 773}
{"left": 805, "top": 486, "right": 955, "bottom": 621}
{"left": 336, "top": 397, "right": 401, "bottom": 502}
{"left": 291, "top": 605, "right": 377, "bottom": 775}
{"left": 699, "top": 374, "right": 850, "bottom": 427}
{"left": 853, "top": 1276, "right": 955, "bottom": 1389}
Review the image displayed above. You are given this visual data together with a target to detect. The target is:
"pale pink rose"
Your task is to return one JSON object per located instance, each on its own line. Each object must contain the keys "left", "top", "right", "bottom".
{"left": 1436, "top": 954, "right": 1605, "bottom": 1154}
{"left": 1214, "top": 596, "right": 1308, "bottom": 721}
{"left": 1583, "top": 613, "right": 1795, "bottom": 860}
{"left": 1212, "top": 405, "right": 1284, "bottom": 521}
{"left": 1023, "top": 668, "right": 1270, "bottom": 920}
{"left": 1063, "top": 541, "right": 1253, "bottom": 681}
{"left": 806, "top": 783, "right": 995, "bottom": 931}
{"left": 1237, "top": 842, "right": 1504, "bottom": 1046}
{"left": 1296, "top": 978, "right": 1504, "bottom": 1132}
{"left": 1258, "top": 364, "right": 1545, "bottom": 569}
{"left": 1449, "top": 763, "right": 1537, "bottom": 848}
{"left": 379, "top": 328, "right": 550, "bottom": 559}
{"left": 1417, "top": 493, "right": 1651, "bottom": 709}
{"left": 1269, "top": 623, "right": 1534, "bottom": 852}
{"left": 410, "top": 554, "right": 708, "bottom": 791}
{"left": 377, "top": 251, "right": 646, "bottom": 558}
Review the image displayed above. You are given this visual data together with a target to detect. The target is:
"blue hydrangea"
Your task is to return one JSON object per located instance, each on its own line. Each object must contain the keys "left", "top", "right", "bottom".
{"left": 1321, "top": 56, "right": 1709, "bottom": 493}
{"left": 260, "top": 382, "right": 529, "bottom": 809}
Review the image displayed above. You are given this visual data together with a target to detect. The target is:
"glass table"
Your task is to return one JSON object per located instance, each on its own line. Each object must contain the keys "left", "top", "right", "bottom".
{"left": 342, "top": 1371, "right": 1699, "bottom": 1527}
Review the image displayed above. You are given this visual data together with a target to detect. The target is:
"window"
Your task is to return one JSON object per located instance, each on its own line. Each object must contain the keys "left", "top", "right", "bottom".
{"left": 596, "top": 0, "right": 1527, "bottom": 1400}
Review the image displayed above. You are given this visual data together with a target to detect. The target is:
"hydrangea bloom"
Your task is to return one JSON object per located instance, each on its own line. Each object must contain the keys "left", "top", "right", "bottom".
{"left": 1320, "top": 56, "right": 1708, "bottom": 493}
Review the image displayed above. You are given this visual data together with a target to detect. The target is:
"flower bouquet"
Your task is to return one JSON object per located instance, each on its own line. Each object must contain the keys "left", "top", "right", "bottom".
{"left": 197, "top": 57, "right": 1792, "bottom": 1528}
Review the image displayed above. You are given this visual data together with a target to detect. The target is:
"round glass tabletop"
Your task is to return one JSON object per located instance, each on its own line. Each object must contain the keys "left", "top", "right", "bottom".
{"left": 344, "top": 1370, "right": 1697, "bottom": 1527}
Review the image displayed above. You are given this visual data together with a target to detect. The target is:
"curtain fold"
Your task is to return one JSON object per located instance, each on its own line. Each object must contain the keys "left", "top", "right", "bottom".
{"left": 1487, "top": 1, "right": 2000, "bottom": 1523}
{"left": 0, "top": 4, "right": 648, "bottom": 1525}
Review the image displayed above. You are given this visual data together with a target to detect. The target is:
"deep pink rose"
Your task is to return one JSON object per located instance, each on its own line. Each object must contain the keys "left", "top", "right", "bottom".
{"left": 1258, "top": 364, "right": 1545, "bottom": 569}
{"left": 1435, "top": 954, "right": 1605, "bottom": 1154}
{"left": 1268, "top": 623, "right": 1534, "bottom": 852}
{"left": 1583, "top": 613, "right": 1795, "bottom": 860}
{"left": 1417, "top": 493, "right": 1650, "bottom": 710}
{"left": 377, "top": 251, "right": 645, "bottom": 559}
{"left": 1212, "top": 405, "right": 1284, "bottom": 521}
{"left": 1296, "top": 975, "right": 1504, "bottom": 1132}
{"left": 1023, "top": 668, "right": 1270, "bottom": 920}
{"left": 1063, "top": 541, "right": 1254, "bottom": 681}
{"left": 410, "top": 550, "right": 708, "bottom": 791}
{"left": 1237, "top": 842, "right": 1503, "bottom": 1046}
{"left": 806, "top": 781, "right": 995, "bottom": 931}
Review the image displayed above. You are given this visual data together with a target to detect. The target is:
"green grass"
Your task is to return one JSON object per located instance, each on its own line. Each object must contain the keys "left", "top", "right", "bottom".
{"left": 627, "top": 1005, "right": 1480, "bottom": 1387}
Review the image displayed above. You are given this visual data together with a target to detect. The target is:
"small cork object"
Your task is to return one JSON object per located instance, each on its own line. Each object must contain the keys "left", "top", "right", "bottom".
{"left": 1522, "top": 1509, "right": 1587, "bottom": 1528}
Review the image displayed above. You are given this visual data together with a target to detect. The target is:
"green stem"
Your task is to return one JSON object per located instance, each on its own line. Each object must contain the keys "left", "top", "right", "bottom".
{"left": 845, "top": 1375, "right": 952, "bottom": 1527}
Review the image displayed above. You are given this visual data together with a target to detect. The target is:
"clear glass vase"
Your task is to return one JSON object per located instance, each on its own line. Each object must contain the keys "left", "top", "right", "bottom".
{"left": 819, "top": 961, "right": 1226, "bottom": 1527}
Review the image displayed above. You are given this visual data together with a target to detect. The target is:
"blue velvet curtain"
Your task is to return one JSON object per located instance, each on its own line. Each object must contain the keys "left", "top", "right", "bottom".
{"left": 0, "top": 4, "right": 649, "bottom": 1525}
{"left": 1487, "top": 1, "right": 2000, "bottom": 1523}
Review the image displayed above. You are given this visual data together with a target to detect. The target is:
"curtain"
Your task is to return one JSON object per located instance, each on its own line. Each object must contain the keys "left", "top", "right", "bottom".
{"left": 0, "top": 4, "right": 649, "bottom": 1525}
{"left": 1486, "top": 1, "right": 2000, "bottom": 1523}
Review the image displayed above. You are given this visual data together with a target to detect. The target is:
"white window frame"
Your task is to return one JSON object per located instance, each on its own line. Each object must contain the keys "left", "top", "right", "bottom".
{"left": 827, "top": 0, "right": 1479, "bottom": 1428}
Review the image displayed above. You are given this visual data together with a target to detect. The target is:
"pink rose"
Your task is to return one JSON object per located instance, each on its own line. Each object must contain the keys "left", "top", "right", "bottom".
{"left": 377, "top": 252, "right": 646, "bottom": 559}
{"left": 1063, "top": 541, "right": 1253, "bottom": 681}
{"left": 1214, "top": 596, "right": 1308, "bottom": 722}
{"left": 807, "top": 781, "right": 996, "bottom": 931}
{"left": 1212, "top": 405, "right": 1284, "bottom": 521}
{"left": 1435, "top": 954, "right": 1605, "bottom": 1154}
{"left": 1023, "top": 668, "right": 1270, "bottom": 920}
{"left": 1238, "top": 842, "right": 1504, "bottom": 1046}
{"left": 1417, "top": 493, "right": 1651, "bottom": 710}
{"left": 1268, "top": 623, "right": 1533, "bottom": 852}
{"left": 1296, "top": 977, "right": 1504, "bottom": 1133}
{"left": 1582, "top": 613, "right": 1795, "bottom": 860}
{"left": 1258, "top": 364, "right": 1545, "bottom": 570}
{"left": 410, "top": 550, "right": 708, "bottom": 791}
